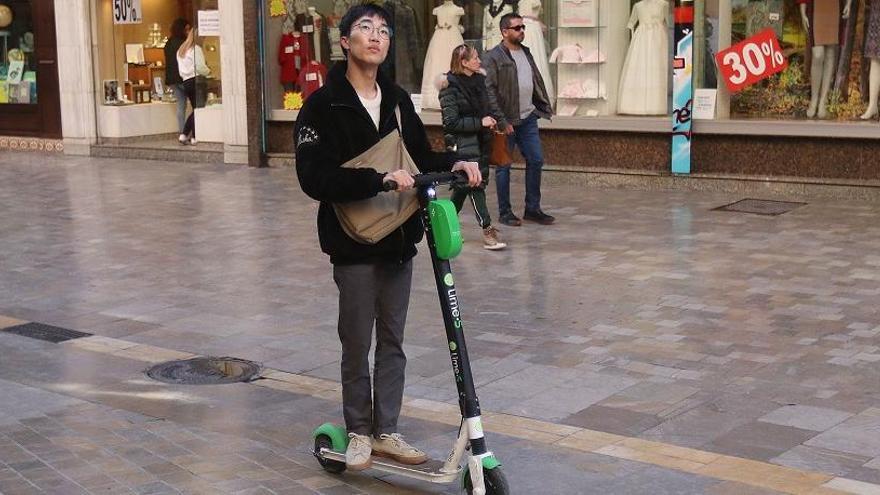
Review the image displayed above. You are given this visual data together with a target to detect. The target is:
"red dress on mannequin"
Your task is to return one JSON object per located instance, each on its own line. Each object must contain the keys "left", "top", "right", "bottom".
{"left": 279, "top": 33, "right": 311, "bottom": 89}
{"left": 297, "top": 61, "right": 328, "bottom": 100}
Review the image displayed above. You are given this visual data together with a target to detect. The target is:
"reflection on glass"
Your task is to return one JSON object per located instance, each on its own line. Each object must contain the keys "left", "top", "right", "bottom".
{"left": 0, "top": 1, "right": 37, "bottom": 105}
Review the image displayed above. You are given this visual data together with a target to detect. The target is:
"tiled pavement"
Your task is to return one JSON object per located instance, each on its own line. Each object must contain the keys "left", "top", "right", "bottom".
{"left": 1, "top": 152, "right": 880, "bottom": 493}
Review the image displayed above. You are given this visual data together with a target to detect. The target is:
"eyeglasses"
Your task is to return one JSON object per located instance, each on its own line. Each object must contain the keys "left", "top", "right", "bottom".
{"left": 353, "top": 21, "right": 393, "bottom": 40}
{"left": 505, "top": 25, "right": 526, "bottom": 32}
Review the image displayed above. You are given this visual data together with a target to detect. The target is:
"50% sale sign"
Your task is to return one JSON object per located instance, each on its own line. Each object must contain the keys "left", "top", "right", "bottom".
{"left": 716, "top": 28, "right": 787, "bottom": 92}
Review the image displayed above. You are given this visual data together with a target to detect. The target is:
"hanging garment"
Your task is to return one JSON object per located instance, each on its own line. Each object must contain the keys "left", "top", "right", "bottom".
{"left": 298, "top": 61, "right": 328, "bottom": 100}
{"left": 385, "top": 0, "right": 424, "bottom": 94}
{"left": 617, "top": 0, "right": 669, "bottom": 115}
{"left": 520, "top": 0, "right": 555, "bottom": 106}
{"left": 420, "top": 2, "right": 465, "bottom": 110}
{"left": 550, "top": 44, "right": 607, "bottom": 63}
{"left": 796, "top": 0, "right": 842, "bottom": 46}
{"left": 279, "top": 33, "right": 311, "bottom": 85}
{"left": 483, "top": 0, "right": 514, "bottom": 51}
{"left": 866, "top": 0, "right": 880, "bottom": 58}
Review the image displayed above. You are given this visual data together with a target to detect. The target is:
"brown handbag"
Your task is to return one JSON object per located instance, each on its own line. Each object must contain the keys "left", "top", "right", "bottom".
{"left": 489, "top": 130, "right": 511, "bottom": 167}
{"left": 332, "top": 106, "right": 420, "bottom": 245}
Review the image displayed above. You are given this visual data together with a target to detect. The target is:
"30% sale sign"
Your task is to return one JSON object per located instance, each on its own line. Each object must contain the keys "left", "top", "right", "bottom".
{"left": 715, "top": 28, "right": 787, "bottom": 93}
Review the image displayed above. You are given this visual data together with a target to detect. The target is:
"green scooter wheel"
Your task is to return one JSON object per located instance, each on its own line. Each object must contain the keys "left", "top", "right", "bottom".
{"left": 464, "top": 466, "right": 509, "bottom": 495}
{"left": 314, "top": 435, "right": 346, "bottom": 474}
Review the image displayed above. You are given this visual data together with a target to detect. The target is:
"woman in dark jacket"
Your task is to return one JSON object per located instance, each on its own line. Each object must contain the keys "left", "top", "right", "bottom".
{"left": 438, "top": 44, "right": 506, "bottom": 250}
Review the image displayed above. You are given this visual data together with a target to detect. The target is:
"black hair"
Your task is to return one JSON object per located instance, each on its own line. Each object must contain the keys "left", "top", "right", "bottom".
{"left": 171, "top": 18, "right": 189, "bottom": 40}
{"left": 338, "top": 2, "right": 393, "bottom": 56}
{"left": 499, "top": 13, "right": 522, "bottom": 31}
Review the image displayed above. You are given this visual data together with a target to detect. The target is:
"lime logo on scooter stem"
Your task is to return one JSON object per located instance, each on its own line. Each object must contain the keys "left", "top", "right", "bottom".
{"left": 444, "top": 273, "right": 454, "bottom": 286}
{"left": 449, "top": 341, "right": 457, "bottom": 351}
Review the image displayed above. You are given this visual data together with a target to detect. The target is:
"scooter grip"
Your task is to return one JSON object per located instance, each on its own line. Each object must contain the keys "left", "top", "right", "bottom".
{"left": 382, "top": 180, "right": 398, "bottom": 191}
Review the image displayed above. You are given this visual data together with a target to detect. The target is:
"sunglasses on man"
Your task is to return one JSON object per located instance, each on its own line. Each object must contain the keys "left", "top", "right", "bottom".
{"left": 504, "top": 24, "right": 526, "bottom": 32}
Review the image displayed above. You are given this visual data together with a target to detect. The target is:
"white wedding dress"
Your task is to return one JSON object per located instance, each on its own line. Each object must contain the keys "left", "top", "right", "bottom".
{"left": 483, "top": 0, "right": 514, "bottom": 51}
{"left": 617, "top": 0, "right": 669, "bottom": 115}
{"left": 420, "top": 2, "right": 465, "bottom": 110}
{"left": 520, "top": 0, "right": 554, "bottom": 106}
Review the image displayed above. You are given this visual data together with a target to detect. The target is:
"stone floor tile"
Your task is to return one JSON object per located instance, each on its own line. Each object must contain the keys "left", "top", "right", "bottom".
{"left": 561, "top": 404, "right": 663, "bottom": 436}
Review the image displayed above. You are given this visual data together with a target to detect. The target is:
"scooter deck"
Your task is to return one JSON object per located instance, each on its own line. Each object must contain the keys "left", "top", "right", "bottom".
{"left": 319, "top": 449, "right": 460, "bottom": 482}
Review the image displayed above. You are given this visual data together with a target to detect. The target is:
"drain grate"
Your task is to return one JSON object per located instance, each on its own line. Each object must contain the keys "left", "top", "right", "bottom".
{"left": 713, "top": 198, "right": 806, "bottom": 216}
{"left": 146, "top": 357, "right": 262, "bottom": 385}
{"left": 1, "top": 323, "right": 92, "bottom": 343}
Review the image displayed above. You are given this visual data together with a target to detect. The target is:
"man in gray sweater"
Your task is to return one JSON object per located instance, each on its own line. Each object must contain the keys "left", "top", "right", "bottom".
{"left": 482, "top": 13, "right": 555, "bottom": 226}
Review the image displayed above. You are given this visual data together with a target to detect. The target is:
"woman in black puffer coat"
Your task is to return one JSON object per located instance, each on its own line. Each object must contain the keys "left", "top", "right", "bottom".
{"left": 438, "top": 44, "right": 507, "bottom": 250}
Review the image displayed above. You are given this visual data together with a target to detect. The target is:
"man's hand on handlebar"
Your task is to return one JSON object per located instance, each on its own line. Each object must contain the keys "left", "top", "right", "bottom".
{"left": 451, "top": 161, "right": 482, "bottom": 187}
{"left": 383, "top": 169, "right": 415, "bottom": 191}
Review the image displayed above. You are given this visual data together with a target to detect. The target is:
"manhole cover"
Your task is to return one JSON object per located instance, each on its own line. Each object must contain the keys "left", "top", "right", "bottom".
{"left": 713, "top": 198, "right": 806, "bottom": 216}
{"left": 146, "top": 357, "right": 262, "bottom": 385}
{"left": 2, "top": 323, "right": 91, "bottom": 343}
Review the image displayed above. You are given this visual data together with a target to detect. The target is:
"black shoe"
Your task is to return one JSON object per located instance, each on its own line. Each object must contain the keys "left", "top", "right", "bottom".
{"left": 523, "top": 210, "right": 555, "bottom": 225}
{"left": 498, "top": 212, "right": 522, "bottom": 227}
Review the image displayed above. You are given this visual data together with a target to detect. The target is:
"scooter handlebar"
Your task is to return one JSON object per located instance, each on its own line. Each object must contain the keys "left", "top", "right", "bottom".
{"left": 381, "top": 171, "right": 468, "bottom": 192}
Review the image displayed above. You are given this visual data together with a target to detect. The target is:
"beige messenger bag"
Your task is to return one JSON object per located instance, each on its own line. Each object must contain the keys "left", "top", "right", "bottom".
{"left": 333, "top": 106, "right": 420, "bottom": 245}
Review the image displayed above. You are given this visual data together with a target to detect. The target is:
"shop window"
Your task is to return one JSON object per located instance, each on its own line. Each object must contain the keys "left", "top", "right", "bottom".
{"left": 263, "top": 0, "right": 677, "bottom": 119}
{"left": 95, "top": 0, "right": 222, "bottom": 139}
{"left": 720, "top": 0, "right": 878, "bottom": 122}
{"left": 0, "top": 1, "right": 37, "bottom": 105}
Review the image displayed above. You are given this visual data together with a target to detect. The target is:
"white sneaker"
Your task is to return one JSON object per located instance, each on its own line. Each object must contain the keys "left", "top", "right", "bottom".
{"left": 345, "top": 433, "right": 372, "bottom": 471}
{"left": 372, "top": 433, "right": 428, "bottom": 465}
{"left": 178, "top": 134, "right": 188, "bottom": 144}
{"left": 189, "top": 137, "right": 198, "bottom": 145}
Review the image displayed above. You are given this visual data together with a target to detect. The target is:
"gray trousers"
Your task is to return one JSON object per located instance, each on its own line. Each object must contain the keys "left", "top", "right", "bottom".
{"left": 333, "top": 260, "right": 413, "bottom": 436}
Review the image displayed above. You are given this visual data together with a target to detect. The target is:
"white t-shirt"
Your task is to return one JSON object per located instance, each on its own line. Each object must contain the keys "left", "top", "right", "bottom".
{"left": 358, "top": 84, "right": 382, "bottom": 130}
{"left": 177, "top": 45, "right": 210, "bottom": 81}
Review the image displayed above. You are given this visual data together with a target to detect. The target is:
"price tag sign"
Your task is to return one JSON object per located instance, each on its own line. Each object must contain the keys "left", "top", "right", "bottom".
{"left": 715, "top": 28, "right": 788, "bottom": 93}
{"left": 113, "top": 0, "right": 142, "bottom": 24}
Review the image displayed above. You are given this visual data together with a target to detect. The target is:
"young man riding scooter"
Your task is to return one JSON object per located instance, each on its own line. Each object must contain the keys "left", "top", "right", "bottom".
{"left": 294, "top": 3, "right": 481, "bottom": 471}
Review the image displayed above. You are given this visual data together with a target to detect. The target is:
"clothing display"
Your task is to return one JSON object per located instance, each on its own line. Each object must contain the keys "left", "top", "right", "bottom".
{"left": 420, "top": 1, "right": 465, "bottom": 110}
{"left": 383, "top": 0, "right": 424, "bottom": 94}
{"left": 297, "top": 61, "right": 328, "bottom": 99}
{"left": 745, "top": 0, "right": 785, "bottom": 38}
{"left": 558, "top": 79, "right": 606, "bottom": 99}
{"left": 520, "top": 0, "right": 554, "bottom": 106}
{"left": 865, "top": 0, "right": 880, "bottom": 58}
{"left": 483, "top": 0, "right": 515, "bottom": 51}
{"left": 279, "top": 32, "right": 311, "bottom": 86}
{"left": 550, "top": 44, "right": 606, "bottom": 63}
{"left": 796, "top": 0, "right": 841, "bottom": 46}
{"left": 618, "top": 0, "right": 669, "bottom": 115}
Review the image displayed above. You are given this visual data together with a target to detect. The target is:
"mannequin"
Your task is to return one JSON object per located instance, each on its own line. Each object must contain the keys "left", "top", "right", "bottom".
{"left": 618, "top": 0, "right": 669, "bottom": 115}
{"left": 420, "top": 0, "right": 465, "bottom": 109}
{"left": 861, "top": 0, "right": 880, "bottom": 119}
{"left": 519, "top": 0, "right": 554, "bottom": 106}
{"left": 798, "top": 0, "right": 852, "bottom": 119}
{"left": 483, "top": 0, "right": 515, "bottom": 51}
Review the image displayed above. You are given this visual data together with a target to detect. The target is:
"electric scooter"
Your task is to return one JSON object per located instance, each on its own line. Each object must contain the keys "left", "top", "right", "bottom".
{"left": 312, "top": 172, "right": 509, "bottom": 495}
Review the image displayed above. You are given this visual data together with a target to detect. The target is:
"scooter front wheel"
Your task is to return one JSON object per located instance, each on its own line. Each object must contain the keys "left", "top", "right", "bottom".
{"left": 464, "top": 466, "right": 509, "bottom": 495}
{"left": 314, "top": 435, "right": 346, "bottom": 474}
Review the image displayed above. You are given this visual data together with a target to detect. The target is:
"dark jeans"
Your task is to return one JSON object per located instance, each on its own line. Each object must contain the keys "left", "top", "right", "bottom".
{"left": 495, "top": 113, "right": 544, "bottom": 215}
{"left": 181, "top": 78, "right": 197, "bottom": 138}
{"left": 333, "top": 261, "right": 413, "bottom": 436}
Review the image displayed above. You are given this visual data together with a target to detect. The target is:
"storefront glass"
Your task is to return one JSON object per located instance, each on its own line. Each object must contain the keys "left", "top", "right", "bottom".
{"left": 724, "top": 0, "right": 875, "bottom": 122}
{"left": 262, "top": 0, "right": 876, "bottom": 126}
{"left": 95, "top": 0, "right": 222, "bottom": 140}
{"left": 0, "top": 1, "right": 37, "bottom": 105}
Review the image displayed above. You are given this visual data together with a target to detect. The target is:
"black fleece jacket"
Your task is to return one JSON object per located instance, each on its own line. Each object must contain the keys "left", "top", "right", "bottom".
{"left": 295, "top": 61, "right": 457, "bottom": 265}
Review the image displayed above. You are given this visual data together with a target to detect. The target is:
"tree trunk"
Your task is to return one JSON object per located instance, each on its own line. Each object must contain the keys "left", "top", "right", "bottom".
{"left": 834, "top": 0, "right": 860, "bottom": 100}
